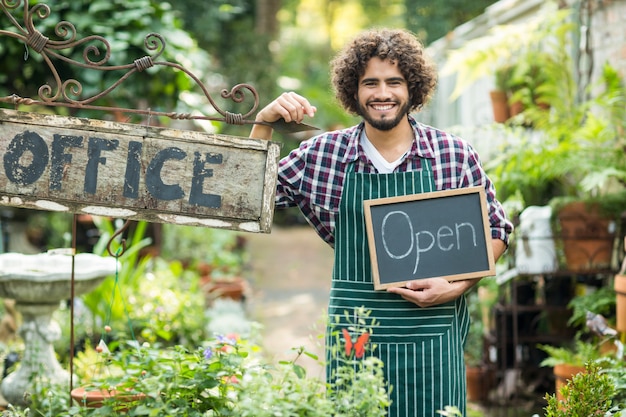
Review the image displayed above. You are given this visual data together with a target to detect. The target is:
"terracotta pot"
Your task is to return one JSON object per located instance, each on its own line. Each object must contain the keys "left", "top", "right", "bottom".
{"left": 71, "top": 386, "right": 145, "bottom": 410}
{"left": 465, "top": 365, "right": 492, "bottom": 402}
{"left": 553, "top": 363, "right": 585, "bottom": 402}
{"left": 489, "top": 90, "right": 510, "bottom": 123}
{"left": 615, "top": 274, "right": 626, "bottom": 333}
{"left": 509, "top": 100, "right": 525, "bottom": 116}
{"left": 557, "top": 202, "right": 615, "bottom": 271}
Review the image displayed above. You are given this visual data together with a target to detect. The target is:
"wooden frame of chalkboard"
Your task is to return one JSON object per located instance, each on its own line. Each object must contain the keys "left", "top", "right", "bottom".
{"left": 364, "top": 186, "right": 495, "bottom": 290}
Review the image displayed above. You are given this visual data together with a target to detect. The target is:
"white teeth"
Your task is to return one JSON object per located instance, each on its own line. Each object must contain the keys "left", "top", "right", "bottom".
{"left": 372, "top": 104, "right": 393, "bottom": 111}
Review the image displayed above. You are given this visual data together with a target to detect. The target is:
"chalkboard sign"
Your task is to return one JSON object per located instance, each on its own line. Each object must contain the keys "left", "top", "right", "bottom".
{"left": 364, "top": 187, "right": 495, "bottom": 290}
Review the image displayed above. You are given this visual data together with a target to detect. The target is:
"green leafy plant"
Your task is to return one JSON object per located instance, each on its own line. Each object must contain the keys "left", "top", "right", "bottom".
{"left": 567, "top": 286, "right": 616, "bottom": 329}
{"left": 15, "top": 307, "right": 390, "bottom": 417}
{"left": 543, "top": 362, "right": 617, "bottom": 417}
{"left": 71, "top": 336, "right": 249, "bottom": 416}
{"left": 601, "top": 356, "right": 626, "bottom": 409}
{"left": 235, "top": 307, "right": 390, "bottom": 417}
{"left": 539, "top": 339, "right": 604, "bottom": 368}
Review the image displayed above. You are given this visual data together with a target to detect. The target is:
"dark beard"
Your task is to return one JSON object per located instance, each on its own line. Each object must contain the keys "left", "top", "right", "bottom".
{"left": 356, "top": 101, "right": 410, "bottom": 131}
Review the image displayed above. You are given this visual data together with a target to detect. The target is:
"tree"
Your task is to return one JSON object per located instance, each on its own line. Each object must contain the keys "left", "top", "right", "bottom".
{"left": 170, "top": 0, "right": 280, "bottom": 136}
{"left": 0, "top": 0, "right": 210, "bottom": 119}
{"left": 405, "top": 0, "right": 499, "bottom": 44}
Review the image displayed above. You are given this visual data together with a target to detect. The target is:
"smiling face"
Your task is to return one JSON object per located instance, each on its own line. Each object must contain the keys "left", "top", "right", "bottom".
{"left": 355, "top": 57, "right": 410, "bottom": 132}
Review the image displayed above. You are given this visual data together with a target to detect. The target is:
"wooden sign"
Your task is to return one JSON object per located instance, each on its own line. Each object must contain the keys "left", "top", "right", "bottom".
{"left": 0, "top": 109, "right": 281, "bottom": 233}
{"left": 364, "top": 187, "right": 495, "bottom": 290}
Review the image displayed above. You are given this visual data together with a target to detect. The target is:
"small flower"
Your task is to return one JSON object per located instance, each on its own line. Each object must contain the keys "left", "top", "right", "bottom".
{"left": 203, "top": 347, "right": 213, "bottom": 360}
{"left": 216, "top": 334, "right": 237, "bottom": 345}
{"left": 226, "top": 375, "right": 239, "bottom": 384}
{"left": 225, "top": 333, "right": 240, "bottom": 342}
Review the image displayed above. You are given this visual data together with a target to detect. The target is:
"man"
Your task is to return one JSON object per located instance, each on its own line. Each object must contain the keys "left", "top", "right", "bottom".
{"left": 250, "top": 28, "right": 513, "bottom": 417}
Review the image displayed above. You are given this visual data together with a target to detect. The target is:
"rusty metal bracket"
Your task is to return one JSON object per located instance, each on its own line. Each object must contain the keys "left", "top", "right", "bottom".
{"left": 0, "top": 0, "right": 318, "bottom": 133}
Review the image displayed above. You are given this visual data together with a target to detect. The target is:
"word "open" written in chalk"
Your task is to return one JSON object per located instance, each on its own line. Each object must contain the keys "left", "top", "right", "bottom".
{"left": 381, "top": 210, "right": 478, "bottom": 274}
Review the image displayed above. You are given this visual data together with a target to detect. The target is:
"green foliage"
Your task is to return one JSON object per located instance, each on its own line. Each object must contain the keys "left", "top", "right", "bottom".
{"left": 160, "top": 224, "right": 246, "bottom": 278}
{"left": 405, "top": 0, "right": 499, "bottom": 44}
{"left": 79, "top": 219, "right": 153, "bottom": 337}
{"left": 538, "top": 339, "right": 604, "bottom": 368}
{"left": 85, "top": 221, "right": 210, "bottom": 347}
{"left": 16, "top": 308, "right": 390, "bottom": 417}
{"left": 171, "top": 0, "right": 278, "bottom": 136}
{"left": 442, "top": 3, "right": 572, "bottom": 101}
{"left": 543, "top": 362, "right": 616, "bottom": 417}
{"left": 1, "top": 0, "right": 210, "bottom": 119}
{"left": 71, "top": 338, "right": 249, "bottom": 416}
{"left": 275, "top": 34, "right": 360, "bottom": 131}
{"left": 521, "top": 62, "right": 626, "bottom": 208}
{"left": 54, "top": 219, "right": 211, "bottom": 365}
{"left": 601, "top": 356, "right": 626, "bottom": 408}
{"left": 482, "top": 7, "right": 626, "bottom": 211}
{"left": 131, "top": 258, "right": 208, "bottom": 346}
{"left": 4, "top": 378, "right": 70, "bottom": 417}
{"left": 235, "top": 307, "right": 390, "bottom": 417}
{"left": 567, "top": 286, "right": 616, "bottom": 329}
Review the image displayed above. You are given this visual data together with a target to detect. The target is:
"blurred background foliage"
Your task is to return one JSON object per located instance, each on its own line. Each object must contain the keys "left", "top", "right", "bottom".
{"left": 0, "top": 0, "right": 498, "bottom": 141}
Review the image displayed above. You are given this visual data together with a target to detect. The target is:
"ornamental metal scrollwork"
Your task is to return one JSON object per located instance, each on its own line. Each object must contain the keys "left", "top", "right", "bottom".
{"left": 0, "top": 0, "right": 318, "bottom": 133}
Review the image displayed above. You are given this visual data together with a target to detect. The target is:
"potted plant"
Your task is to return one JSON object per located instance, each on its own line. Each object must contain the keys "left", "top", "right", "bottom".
{"left": 539, "top": 340, "right": 594, "bottom": 402}
{"left": 543, "top": 362, "right": 616, "bottom": 417}
{"left": 70, "top": 336, "right": 249, "bottom": 415}
{"left": 541, "top": 61, "right": 626, "bottom": 271}
{"left": 487, "top": 44, "right": 626, "bottom": 272}
{"left": 441, "top": 3, "right": 571, "bottom": 110}
{"left": 539, "top": 336, "right": 614, "bottom": 403}
{"left": 506, "top": 52, "right": 552, "bottom": 118}
{"left": 490, "top": 64, "right": 513, "bottom": 123}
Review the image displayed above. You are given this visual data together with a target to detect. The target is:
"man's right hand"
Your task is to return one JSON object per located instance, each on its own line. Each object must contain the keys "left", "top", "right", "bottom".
{"left": 250, "top": 92, "right": 317, "bottom": 140}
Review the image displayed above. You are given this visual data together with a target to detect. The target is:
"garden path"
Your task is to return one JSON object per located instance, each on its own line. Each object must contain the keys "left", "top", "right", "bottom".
{"left": 244, "top": 225, "right": 333, "bottom": 379}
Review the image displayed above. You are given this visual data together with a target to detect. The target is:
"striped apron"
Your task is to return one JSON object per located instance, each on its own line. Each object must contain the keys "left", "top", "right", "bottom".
{"left": 327, "top": 159, "right": 469, "bottom": 417}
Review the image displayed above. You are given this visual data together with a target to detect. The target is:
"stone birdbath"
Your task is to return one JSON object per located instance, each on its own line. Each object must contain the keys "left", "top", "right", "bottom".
{"left": 0, "top": 252, "right": 117, "bottom": 406}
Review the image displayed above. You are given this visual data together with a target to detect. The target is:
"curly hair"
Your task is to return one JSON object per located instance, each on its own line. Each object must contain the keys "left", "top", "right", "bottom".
{"left": 331, "top": 28, "right": 437, "bottom": 115}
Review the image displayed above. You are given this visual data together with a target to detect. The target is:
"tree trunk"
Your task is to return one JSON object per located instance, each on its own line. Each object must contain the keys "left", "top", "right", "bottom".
{"left": 256, "top": 0, "right": 281, "bottom": 38}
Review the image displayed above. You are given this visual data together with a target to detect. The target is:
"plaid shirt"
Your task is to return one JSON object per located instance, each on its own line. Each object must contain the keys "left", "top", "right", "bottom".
{"left": 276, "top": 115, "right": 513, "bottom": 248}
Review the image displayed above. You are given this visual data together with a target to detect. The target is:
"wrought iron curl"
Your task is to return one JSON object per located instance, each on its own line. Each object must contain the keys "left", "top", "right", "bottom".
{"left": 61, "top": 79, "right": 82, "bottom": 103}
{"left": 52, "top": 20, "right": 75, "bottom": 43}
{"left": 222, "top": 84, "right": 259, "bottom": 121}
{"left": 1, "top": 0, "right": 20, "bottom": 11}
{"left": 106, "top": 219, "right": 131, "bottom": 258}
{"left": 143, "top": 32, "right": 165, "bottom": 61}
{"left": 26, "top": 3, "right": 50, "bottom": 33}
